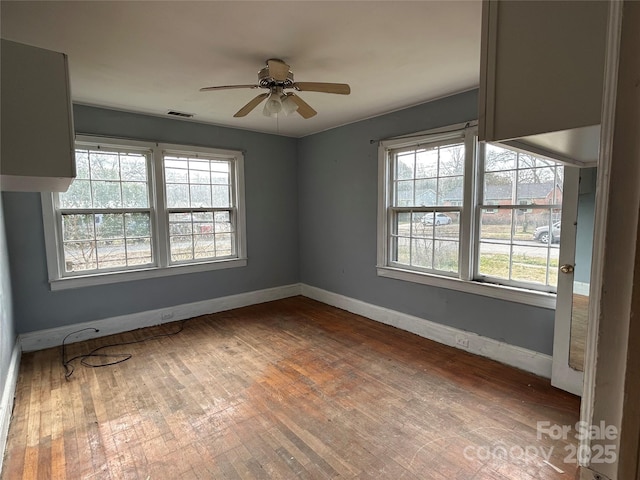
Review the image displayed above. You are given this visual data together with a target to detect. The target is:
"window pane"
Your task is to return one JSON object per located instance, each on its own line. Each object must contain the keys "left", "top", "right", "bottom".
{"left": 125, "top": 213, "right": 151, "bottom": 238}
{"left": 75, "top": 151, "right": 90, "bottom": 179}
{"left": 484, "top": 171, "right": 514, "bottom": 205}
{"left": 189, "top": 159, "right": 211, "bottom": 184}
{"left": 120, "top": 155, "right": 147, "bottom": 182}
{"left": 211, "top": 161, "right": 230, "bottom": 183}
{"left": 63, "top": 241, "right": 97, "bottom": 272}
{"left": 170, "top": 235, "right": 194, "bottom": 262}
{"left": 190, "top": 185, "right": 212, "bottom": 208}
{"left": 215, "top": 211, "right": 233, "bottom": 233}
{"left": 165, "top": 158, "right": 189, "bottom": 183}
{"left": 438, "top": 176, "right": 463, "bottom": 206}
{"left": 411, "top": 238, "right": 432, "bottom": 269}
{"left": 60, "top": 180, "right": 92, "bottom": 208}
{"left": 166, "top": 184, "right": 190, "bottom": 208}
{"left": 194, "top": 211, "right": 214, "bottom": 234}
{"left": 395, "top": 152, "right": 414, "bottom": 180}
{"left": 194, "top": 234, "right": 216, "bottom": 259}
{"left": 96, "top": 240, "right": 126, "bottom": 269}
{"left": 395, "top": 180, "right": 414, "bottom": 207}
{"left": 415, "top": 179, "right": 437, "bottom": 206}
{"left": 485, "top": 143, "right": 516, "bottom": 171}
{"left": 415, "top": 149, "right": 437, "bottom": 178}
{"left": 393, "top": 236, "right": 410, "bottom": 265}
{"left": 511, "top": 245, "right": 552, "bottom": 286}
{"left": 90, "top": 152, "right": 120, "bottom": 180}
{"left": 92, "top": 181, "right": 122, "bottom": 208}
{"left": 478, "top": 242, "right": 511, "bottom": 279}
{"left": 62, "top": 214, "right": 94, "bottom": 241}
{"left": 212, "top": 185, "right": 230, "bottom": 208}
{"left": 214, "top": 233, "right": 233, "bottom": 256}
{"left": 439, "top": 144, "right": 464, "bottom": 176}
{"left": 169, "top": 213, "right": 193, "bottom": 235}
{"left": 122, "top": 182, "right": 149, "bottom": 208}
{"left": 433, "top": 241, "right": 459, "bottom": 272}
{"left": 126, "top": 238, "right": 152, "bottom": 266}
{"left": 95, "top": 214, "right": 124, "bottom": 240}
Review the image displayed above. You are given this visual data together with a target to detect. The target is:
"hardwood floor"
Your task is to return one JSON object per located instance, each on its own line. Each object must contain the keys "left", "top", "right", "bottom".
{"left": 3, "top": 296, "right": 580, "bottom": 479}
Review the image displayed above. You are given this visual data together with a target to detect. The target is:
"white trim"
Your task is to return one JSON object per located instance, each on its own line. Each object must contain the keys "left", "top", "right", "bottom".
{"left": 42, "top": 136, "right": 248, "bottom": 290}
{"left": 48, "top": 258, "right": 248, "bottom": 291}
{"left": 0, "top": 340, "right": 21, "bottom": 476}
{"left": 377, "top": 266, "right": 556, "bottom": 309}
{"left": 579, "top": 0, "right": 623, "bottom": 470}
{"left": 301, "top": 284, "right": 553, "bottom": 378}
{"left": 19, "top": 283, "right": 301, "bottom": 352}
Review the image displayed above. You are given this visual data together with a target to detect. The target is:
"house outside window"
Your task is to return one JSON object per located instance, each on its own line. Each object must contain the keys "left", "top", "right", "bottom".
{"left": 42, "top": 136, "right": 247, "bottom": 290}
{"left": 377, "top": 122, "right": 566, "bottom": 307}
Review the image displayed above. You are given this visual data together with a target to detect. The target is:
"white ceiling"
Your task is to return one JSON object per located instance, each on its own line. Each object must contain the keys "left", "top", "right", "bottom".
{"left": 1, "top": 1, "right": 482, "bottom": 138}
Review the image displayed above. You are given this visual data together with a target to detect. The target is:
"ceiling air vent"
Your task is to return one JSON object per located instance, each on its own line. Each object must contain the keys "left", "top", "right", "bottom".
{"left": 167, "top": 110, "right": 194, "bottom": 118}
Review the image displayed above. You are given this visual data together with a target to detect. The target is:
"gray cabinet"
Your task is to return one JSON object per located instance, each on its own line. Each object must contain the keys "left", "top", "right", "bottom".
{"left": 478, "top": 1, "right": 608, "bottom": 165}
{"left": 1, "top": 39, "right": 75, "bottom": 191}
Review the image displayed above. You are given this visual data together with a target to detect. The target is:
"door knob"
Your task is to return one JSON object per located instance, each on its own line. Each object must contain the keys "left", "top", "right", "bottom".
{"left": 560, "top": 264, "right": 575, "bottom": 274}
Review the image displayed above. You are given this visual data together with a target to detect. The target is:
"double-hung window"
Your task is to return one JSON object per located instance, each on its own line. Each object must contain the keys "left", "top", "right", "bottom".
{"left": 378, "top": 122, "right": 565, "bottom": 307}
{"left": 387, "top": 131, "right": 467, "bottom": 276}
{"left": 42, "top": 136, "right": 246, "bottom": 290}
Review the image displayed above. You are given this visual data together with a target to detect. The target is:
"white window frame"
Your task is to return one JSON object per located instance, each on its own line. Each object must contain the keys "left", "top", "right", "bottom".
{"left": 377, "top": 122, "right": 557, "bottom": 309}
{"left": 42, "top": 136, "right": 247, "bottom": 290}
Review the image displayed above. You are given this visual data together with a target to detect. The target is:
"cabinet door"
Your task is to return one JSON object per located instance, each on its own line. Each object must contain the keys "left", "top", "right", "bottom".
{"left": 1, "top": 40, "right": 75, "bottom": 192}
{"left": 479, "top": 0, "right": 607, "bottom": 143}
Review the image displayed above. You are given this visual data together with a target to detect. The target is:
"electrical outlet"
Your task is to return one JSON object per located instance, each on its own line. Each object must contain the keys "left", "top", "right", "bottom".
{"left": 455, "top": 335, "right": 469, "bottom": 349}
{"left": 161, "top": 311, "right": 174, "bottom": 321}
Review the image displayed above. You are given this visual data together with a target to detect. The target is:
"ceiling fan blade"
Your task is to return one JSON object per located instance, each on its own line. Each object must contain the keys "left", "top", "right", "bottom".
{"left": 267, "top": 59, "right": 290, "bottom": 82}
{"left": 200, "top": 84, "right": 260, "bottom": 92}
{"left": 293, "top": 82, "right": 351, "bottom": 95}
{"left": 288, "top": 94, "right": 317, "bottom": 119}
{"left": 233, "top": 93, "right": 269, "bottom": 117}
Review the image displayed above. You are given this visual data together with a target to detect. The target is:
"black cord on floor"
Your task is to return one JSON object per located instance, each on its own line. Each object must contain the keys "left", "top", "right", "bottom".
{"left": 61, "top": 321, "right": 186, "bottom": 380}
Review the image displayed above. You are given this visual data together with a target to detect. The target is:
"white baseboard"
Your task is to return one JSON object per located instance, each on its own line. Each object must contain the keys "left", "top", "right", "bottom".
{"left": 1, "top": 339, "right": 21, "bottom": 475}
{"left": 20, "top": 283, "right": 302, "bottom": 352}
{"left": 18, "top": 281, "right": 552, "bottom": 379}
{"left": 301, "top": 284, "right": 553, "bottom": 378}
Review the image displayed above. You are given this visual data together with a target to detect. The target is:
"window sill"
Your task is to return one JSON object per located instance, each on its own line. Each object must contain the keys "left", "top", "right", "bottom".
{"left": 376, "top": 266, "right": 556, "bottom": 309}
{"left": 49, "top": 258, "right": 248, "bottom": 291}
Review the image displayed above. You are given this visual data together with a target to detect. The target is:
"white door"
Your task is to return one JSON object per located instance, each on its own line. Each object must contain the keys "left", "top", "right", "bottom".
{"left": 551, "top": 167, "right": 596, "bottom": 395}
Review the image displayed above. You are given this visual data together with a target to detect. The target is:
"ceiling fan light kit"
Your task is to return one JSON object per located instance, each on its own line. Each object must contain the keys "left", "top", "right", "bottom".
{"left": 200, "top": 58, "right": 351, "bottom": 119}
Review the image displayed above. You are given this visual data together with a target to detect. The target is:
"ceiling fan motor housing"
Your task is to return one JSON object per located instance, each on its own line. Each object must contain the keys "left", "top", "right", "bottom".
{"left": 258, "top": 66, "right": 294, "bottom": 88}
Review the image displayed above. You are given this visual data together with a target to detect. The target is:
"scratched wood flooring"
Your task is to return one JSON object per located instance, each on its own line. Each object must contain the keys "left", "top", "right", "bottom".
{"left": 3, "top": 296, "right": 580, "bottom": 479}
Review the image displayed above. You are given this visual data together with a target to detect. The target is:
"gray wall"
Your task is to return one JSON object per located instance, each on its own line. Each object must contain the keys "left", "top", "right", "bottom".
{"left": 298, "top": 89, "right": 556, "bottom": 355}
{"left": 575, "top": 167, "right": 596, "bottom": 285}
{"left": 3, "top": 105, "right": 299, "bottom": 334}
{"left": 3, "top": 94, "right": 558, "bottom": 355}
{"left": 0, "top": 194, "right": 15, "bottom": 401}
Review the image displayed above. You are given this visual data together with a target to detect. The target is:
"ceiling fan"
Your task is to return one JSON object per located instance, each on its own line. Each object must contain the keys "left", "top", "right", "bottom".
{"left": 200, "top": 59, "right": 351, "bottom": 119}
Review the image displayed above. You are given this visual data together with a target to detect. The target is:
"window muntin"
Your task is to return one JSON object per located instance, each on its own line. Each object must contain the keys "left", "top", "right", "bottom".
{"left": 388, "top": 138, "right": 464, "bottom": 275}
{"left": 477, "top": 144, "right": 563, "bottom": 290}
{"left": 58, "top": 146, "right": 153, "bottom": 274}
{"left": 164, "top": 154, "right": 236, "bottom": 264}
{"left": 44, "top": 137, "right": 246, "bottom": 287}
{"left": 379, "top": 124, "right": 566, "bottom": 297}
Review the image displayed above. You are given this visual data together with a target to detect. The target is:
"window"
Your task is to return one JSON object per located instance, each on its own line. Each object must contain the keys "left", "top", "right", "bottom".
{"left": 42, "top": 137, "right": 246, "bottom": 290}
{"left": 478, "top": 144, "right": 563, "bottom": 290}
{"left": 388, "top": 135, "right": 465, "bottom": 275}
{"left": 378, "top": 123, "right": 566, "bottom": 307}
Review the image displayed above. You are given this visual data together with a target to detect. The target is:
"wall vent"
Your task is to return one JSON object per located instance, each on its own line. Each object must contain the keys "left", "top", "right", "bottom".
{"left": 167, "top": 110, "right": 194, "bottom": 118}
